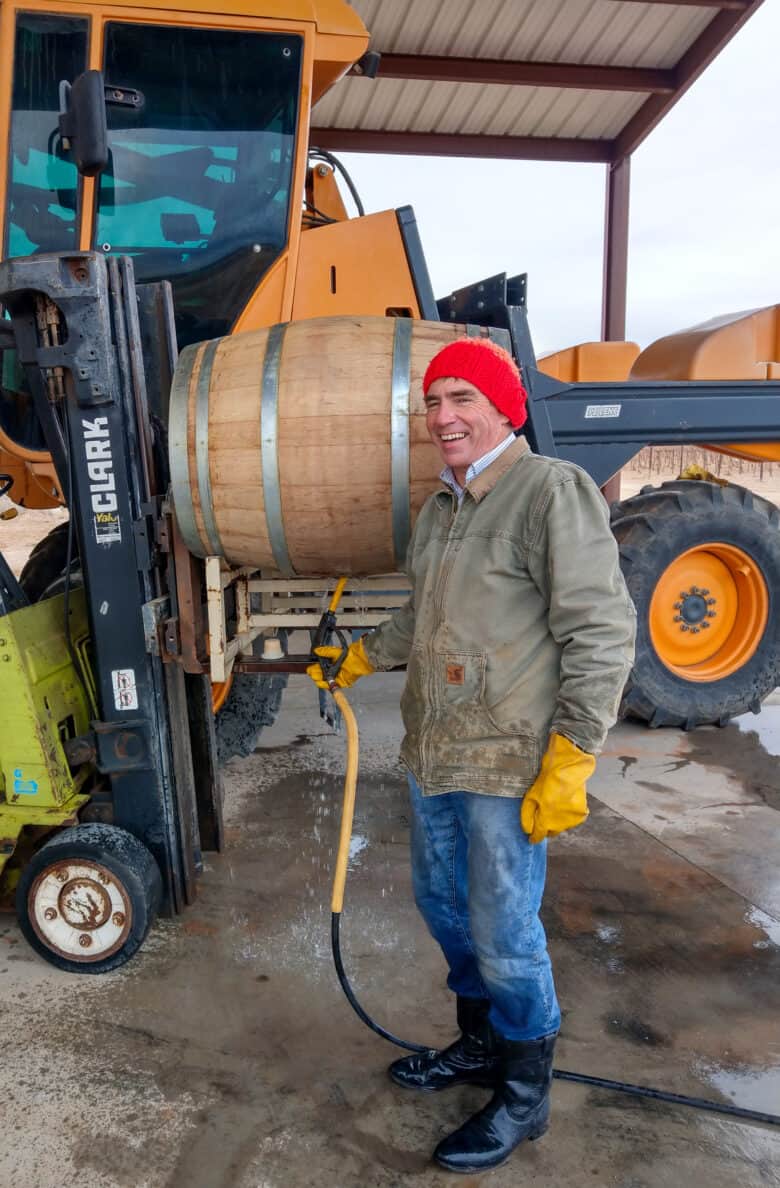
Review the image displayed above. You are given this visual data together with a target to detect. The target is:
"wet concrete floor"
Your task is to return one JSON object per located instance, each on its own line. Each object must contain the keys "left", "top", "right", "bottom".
{"left": 1, "top": 676, "right": 779, "bottom": 1188}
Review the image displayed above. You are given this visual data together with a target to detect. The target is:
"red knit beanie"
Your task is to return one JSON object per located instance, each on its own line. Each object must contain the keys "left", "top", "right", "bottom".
{"left": 422, "top": 338, "right": 527, "bottom": 429}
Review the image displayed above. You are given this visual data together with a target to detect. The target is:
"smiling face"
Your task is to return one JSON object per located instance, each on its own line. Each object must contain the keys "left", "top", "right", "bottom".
{"left": 424, "top": 376, "right": 513, "bottom": 485}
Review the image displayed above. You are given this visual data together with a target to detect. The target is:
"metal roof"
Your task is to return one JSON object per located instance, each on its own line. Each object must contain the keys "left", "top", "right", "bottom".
{"left": 312, "top": 0, "right": 764, "bottom": 162}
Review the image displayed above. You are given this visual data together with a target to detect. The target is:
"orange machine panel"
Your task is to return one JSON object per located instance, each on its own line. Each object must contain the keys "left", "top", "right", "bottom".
{"left": 631, "top": 305, "right": 780, "bottom": 464}
{"left": 538, "top": 340, "right": 641, "bottom": 382}
{"left": 291, "top": 209, "right": 422, "bottom": 322}
{"left": 631, "top": 305, "right": 780, "bottom": 381}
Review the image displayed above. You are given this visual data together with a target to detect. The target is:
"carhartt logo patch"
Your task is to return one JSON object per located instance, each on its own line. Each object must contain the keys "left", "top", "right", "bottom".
{"left": 446, "top": 663, "right": 465, "bottom": 685}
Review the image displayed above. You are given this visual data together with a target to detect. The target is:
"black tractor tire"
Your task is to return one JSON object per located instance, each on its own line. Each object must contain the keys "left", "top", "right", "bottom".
{"left": 611, "top": 479, "right": 780, "bottom": 729}
{"left": 19, "top": 519, "right": 74, "bottom": 602}
{"left": 16, "top": 823, "right": 162, "bottom": 973}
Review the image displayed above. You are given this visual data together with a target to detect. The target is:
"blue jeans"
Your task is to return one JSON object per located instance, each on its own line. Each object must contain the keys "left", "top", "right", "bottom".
{"left": 407, "top": 772, "right": 560, "bottom": 1042}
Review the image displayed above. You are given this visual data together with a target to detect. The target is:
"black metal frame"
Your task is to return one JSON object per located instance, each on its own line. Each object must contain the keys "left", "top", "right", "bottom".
{"left": 441, "top": 273, "right": 780, "bottom": 487}
{"left": 396, "top": 205, "right": 439, "bottom": 321}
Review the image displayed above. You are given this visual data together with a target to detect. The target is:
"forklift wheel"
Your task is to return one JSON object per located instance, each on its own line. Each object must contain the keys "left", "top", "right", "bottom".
{"left": 16, "top": 824, "right": 162, "bottom": 974}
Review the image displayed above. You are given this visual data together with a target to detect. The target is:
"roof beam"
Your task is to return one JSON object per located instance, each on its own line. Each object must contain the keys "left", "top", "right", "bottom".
{"left": 603, "top": 1, "right": 750, "bottom": 8}
{"left": 371, "top": 53, "right": 674, "bottom": 94}
{"left": 613, "top": 0, "right": 764, "bottom": 161}
{"left": 309, "top": 127, "right": 612, "bottom": 164}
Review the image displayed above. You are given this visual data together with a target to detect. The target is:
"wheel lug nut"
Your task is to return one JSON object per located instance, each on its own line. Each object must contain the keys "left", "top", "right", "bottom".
{"left": 680, "top": 625, "right": 689, "bottom": 632}
{"left": 112, "top": 912, "right": 125, "bottom": 927}
{"left": 701, "top": 621, "right": 710, "bottom": 628}
{"left": 707, "top": 611, "right": 717, "bottom": 618}
{"left": 78, "top": 935, "right": 93, "bottom": 948}
{"left": 706, "top": 598, "right": 716, "bottom": 605}
{"left": 44, "top": 908, "right": 57, "bottom": 921}
{"left": 673, "top": 615, "right": 682, "bottom": 622}
{"left": 673, "top": 602, "right": 682, "bottom": 610}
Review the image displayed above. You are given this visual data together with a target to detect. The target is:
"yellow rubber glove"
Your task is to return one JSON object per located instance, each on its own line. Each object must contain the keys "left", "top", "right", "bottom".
{"left": 306, "top": 637, "right": 375, "bottom": 690}
{"left": 520, "top": 732, "right": 596, "bottom": 844}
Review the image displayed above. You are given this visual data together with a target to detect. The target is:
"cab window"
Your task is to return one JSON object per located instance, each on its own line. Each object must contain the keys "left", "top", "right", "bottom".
{"left": 6, "top": 13, "right": 89, "bottom": 258}
{"left": 96, "top": 24, "right": 302, "bottom": 347}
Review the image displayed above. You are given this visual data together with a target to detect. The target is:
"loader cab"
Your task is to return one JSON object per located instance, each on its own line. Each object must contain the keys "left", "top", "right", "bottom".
{"left": 0, "top": 0, "right": 368, "bottom": 351}
{"left": 2, "top": 9, "right": 305, "bottom": 348}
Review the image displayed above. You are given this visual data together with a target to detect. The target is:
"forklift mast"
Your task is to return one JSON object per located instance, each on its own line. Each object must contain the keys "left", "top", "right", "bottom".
{"left": 0, "top": 249, "right": 221, "bottom": 913}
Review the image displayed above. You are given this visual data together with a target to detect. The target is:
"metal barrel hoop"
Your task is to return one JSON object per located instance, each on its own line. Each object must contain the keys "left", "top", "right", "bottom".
{"left": 261, "top": 322, "right": 295, "bottom": 578}
{"left": 168, "top": 341, "right": 204, "bottom": 556}
{"left": 390, "top": 317, "right": 413, "bottom": 569}
{"left": 194, "top": 337, "right": 226, "bottom": 558}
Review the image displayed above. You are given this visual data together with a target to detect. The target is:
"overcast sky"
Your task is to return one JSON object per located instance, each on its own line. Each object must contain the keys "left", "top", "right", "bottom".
{"left": 337, "top": 2, "right": 779, "bottom": 355}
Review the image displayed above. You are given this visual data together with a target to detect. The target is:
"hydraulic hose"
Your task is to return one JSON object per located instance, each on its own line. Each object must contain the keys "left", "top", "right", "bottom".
{"left": 320, "top": 585, "right": 780, "bottom": 1127}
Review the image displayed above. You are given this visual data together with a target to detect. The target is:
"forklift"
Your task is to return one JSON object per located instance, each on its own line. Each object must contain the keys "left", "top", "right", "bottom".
{"left": 2, "top": 0, "right": 780, "bottom": 972}
{"left": 0, "top": 0, "right": 411, "bottom": 970}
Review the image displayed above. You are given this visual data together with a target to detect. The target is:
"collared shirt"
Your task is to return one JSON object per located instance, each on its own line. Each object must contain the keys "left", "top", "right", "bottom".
{"left": 439, "top": 433, "right": 517, "bottom": 503}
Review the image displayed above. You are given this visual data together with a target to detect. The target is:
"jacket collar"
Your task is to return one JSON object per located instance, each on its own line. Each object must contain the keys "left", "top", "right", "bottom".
{"left": 435, "top": 435, "right": 530, "bottom": 505}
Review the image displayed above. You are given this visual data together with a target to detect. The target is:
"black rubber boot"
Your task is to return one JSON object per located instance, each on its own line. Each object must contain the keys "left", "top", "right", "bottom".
{"left": 432, "top": 1032, "right": 556, "bottom": 1173}
{"left": 388, "top": 996, "right": 498, "bottom": 1092}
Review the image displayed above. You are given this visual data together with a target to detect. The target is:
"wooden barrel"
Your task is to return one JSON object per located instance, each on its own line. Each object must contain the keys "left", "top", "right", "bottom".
{"left": 169, "top": 316, "right": 492, "bottom": 576}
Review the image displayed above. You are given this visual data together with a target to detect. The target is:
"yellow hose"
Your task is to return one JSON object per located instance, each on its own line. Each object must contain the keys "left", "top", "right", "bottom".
{"left": 322, "top": 577, "right": 357, "bottom": 913}
{"left": 324, "top": 576, "right": 429, "bottom": 1052}
{"left": 328, "top": 576, "right": 348, "bottom": 614}
{"left": 330, "top": 688, "right": 358, "bottom": 913}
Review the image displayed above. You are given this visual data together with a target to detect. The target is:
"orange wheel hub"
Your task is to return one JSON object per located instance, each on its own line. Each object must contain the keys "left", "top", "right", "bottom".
{"left": 649, "top": 543, "right": 768, "bottom": 682}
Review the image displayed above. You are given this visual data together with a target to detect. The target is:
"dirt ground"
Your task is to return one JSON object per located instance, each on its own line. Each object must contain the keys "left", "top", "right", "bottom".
{"left": 0, "top": 501, "right": 67, "bottom": 577}
{"left": 2, "top": 676, "right": 778, "bottom": 1188}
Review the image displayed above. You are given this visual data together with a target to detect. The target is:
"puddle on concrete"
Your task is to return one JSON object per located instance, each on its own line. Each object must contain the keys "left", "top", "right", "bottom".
{"left": 595, "top": 924, "right": 621, "bottom": 944}
{"left": 696, "top": 1059, "right": 780, "bottom": 1115}
{"left": 734, "top": 704, "right": 780, "bottom": 757}
{"left": 348, "top": 835, "right": 369, "bottom": 867}
{"left": 684, "top": 709, "right": 780, "bottom": 811}
{"left": 745, "top": 906, "right": 780, "bottom": 949}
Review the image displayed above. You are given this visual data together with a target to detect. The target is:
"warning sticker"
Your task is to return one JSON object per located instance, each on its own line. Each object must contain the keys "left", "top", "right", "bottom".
{"left": 584, "top": 404, "right": 622, "bottom": 419}
{"left": 94, "top": 511, "right": 122, "bottom": 544}
{"left": 112, "top": 668, "right": 138, "bottom": 710}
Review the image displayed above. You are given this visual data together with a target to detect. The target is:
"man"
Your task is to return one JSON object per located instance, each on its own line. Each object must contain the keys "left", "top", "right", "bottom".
{"left": 308, "top": 337, "right": 636, "bottom": 1174}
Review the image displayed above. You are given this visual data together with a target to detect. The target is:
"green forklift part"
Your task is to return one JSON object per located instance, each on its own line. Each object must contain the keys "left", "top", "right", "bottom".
{"left": 0, "top": 587, "right": 94, "bottom": 878}
{"left": 0, "top": 793, "right": 90, "bottom": 881}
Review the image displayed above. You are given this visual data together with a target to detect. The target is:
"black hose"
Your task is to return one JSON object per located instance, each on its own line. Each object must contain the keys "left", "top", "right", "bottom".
{"left": 551, "top": 1069, "right": 780, "bottom": 1127}
{"left": 331, "top": 910, "right": 780, "bottom": 1127}
{"left": 61, "top": 407, "right": 96, "bottom": 716}
{"left": 309, "top": 148, "right": 365, "bottom": 217}
{"left": 332, "top": 912, "right": 428, "bottom": 1053}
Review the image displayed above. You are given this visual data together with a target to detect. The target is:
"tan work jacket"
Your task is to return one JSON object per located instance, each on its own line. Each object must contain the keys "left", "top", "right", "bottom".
{"left": 363, "top": 437, "right": 636, "bottom": 797}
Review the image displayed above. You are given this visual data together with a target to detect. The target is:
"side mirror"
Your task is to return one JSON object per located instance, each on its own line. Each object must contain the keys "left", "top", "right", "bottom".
{"left": 59, "top": 71, "right": 109, "bottom": 177}
{"left": 58, "top": 73, "right": 145, "bottom": 177}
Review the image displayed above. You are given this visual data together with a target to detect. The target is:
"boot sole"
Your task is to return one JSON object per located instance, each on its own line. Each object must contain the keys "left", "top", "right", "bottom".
{"left": 433, "top": 1125, "right": 548, "bottom": 1173}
